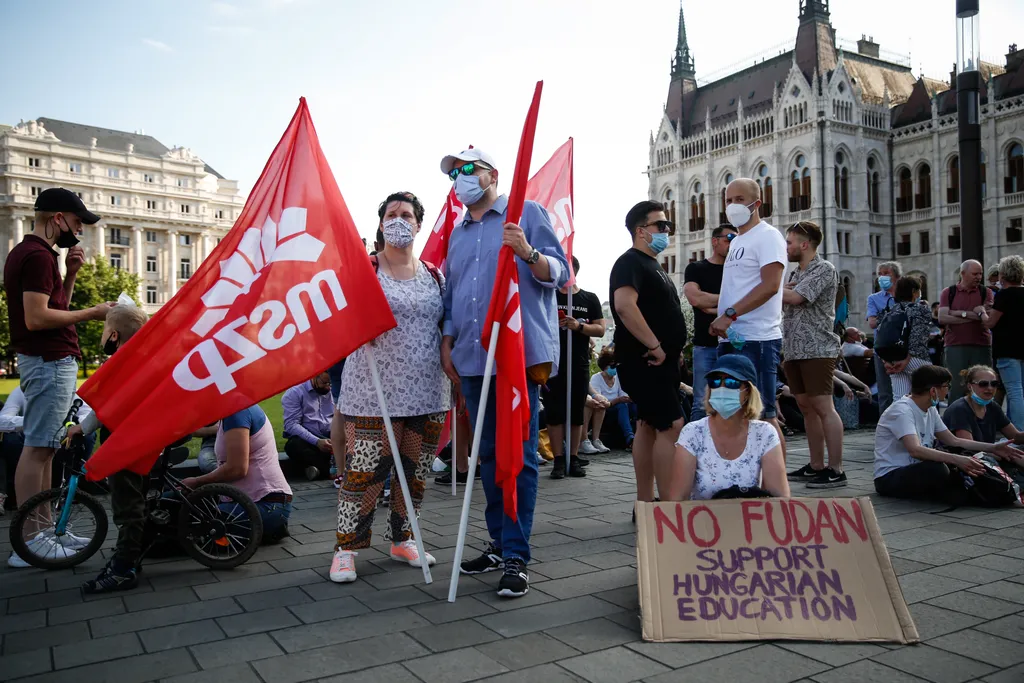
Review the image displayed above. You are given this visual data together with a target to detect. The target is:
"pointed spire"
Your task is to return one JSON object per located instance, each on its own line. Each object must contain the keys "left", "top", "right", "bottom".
{"left": 672, "top": 1, "right": 695, "bottom": 79}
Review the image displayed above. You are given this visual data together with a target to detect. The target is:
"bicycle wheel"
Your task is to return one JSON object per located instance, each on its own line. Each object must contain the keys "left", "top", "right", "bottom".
{"left": 9, "top": 488, "right": 108, "bottom": 570}
{"left": 177, "top": 484, "right": 263, "bottom": 570}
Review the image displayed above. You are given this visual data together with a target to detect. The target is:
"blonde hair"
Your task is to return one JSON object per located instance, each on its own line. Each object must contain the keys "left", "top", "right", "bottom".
{"left": 106, "top": 305, "right": 149, "bottom": 342}
{"left": 703, "top": 381, "right": 764, "bottom": 421}
{"left": 999, "top": 255, "right": 1024, "bottom": 285}
{"left": 960, "top": 364, "right": 997, "bottom": 389}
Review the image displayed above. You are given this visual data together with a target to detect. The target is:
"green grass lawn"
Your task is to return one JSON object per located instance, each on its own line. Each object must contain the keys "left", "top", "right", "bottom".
{"left": 0, "top": 378, "right": 289, "bottom": 454}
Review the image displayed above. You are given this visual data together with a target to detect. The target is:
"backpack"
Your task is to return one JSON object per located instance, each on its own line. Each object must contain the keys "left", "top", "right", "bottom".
{"left": 874, "top": 301, "right": 912, "bottom": 363}
{"left": 948, "top": 461, "right": 1020, "bottom": 508}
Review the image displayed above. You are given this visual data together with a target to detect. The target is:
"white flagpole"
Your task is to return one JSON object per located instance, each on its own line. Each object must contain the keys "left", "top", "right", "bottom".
{"left": 448, "top": 320, "right": 500, "bottom": 603}
{"left": 450, "top": 406, "right": 457, "bottom": 497}
{"left": 366, "top": 345, "right": 432, "bottom": 585}
{"left": 564, "top": 289, "right": 573, "bottom": 477}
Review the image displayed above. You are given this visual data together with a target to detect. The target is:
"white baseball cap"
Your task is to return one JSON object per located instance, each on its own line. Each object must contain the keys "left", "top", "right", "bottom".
{"left": 440, "top": 148, "right": 498, "bottom": 175}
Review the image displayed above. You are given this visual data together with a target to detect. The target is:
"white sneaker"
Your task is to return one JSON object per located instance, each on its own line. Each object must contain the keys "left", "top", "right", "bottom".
{"left": 329, "top": 549, "right": 357, "bottom": 583}
{"left": 7, "top": 533, "right": 58, "bottom": 568}
{"left": 390, "top": 540, "right": 436, "bottom": 568}
{"left": 43, "top": 529, "right": 91, "bottom": 551}
{"left": 592, "top": 440, "right": 611, "bottom": 454}
{"left": 579, "top": 440, "right": 599, "bottom": 455}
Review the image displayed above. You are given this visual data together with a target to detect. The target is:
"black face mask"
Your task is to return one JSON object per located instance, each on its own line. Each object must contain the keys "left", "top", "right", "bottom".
{"left": 103, "top": 336, "right": 119, "bottom": 356}
{"left": 54, "top": 217, "right": 81, "bottom": 249}
{"left": 314, "top": 384, "right": 331, "bottom": 395}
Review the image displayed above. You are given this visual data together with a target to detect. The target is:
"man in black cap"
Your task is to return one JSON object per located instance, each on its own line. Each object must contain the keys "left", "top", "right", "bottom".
{"left": 4, "top": 188, "right": 113, "bottom": 567}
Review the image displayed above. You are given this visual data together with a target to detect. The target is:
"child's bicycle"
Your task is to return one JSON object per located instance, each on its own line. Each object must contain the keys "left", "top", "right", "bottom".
{"left": 9, "top": 400, "right": 263, "bottom": 570}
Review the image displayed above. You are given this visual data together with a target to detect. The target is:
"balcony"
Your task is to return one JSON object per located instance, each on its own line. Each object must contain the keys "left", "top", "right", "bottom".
{"left": 896, "top": 197, "right": 912, "bottom": 213}
{"left": 836, "top": 209, "right": 857, "bottom": 222}
{"left": 107, "top": 235, "right": 131, "bottom": 247}
{"left": 1004, "top": 191, "right": 1024, "bottom": 208}
{"left": 788, "top": 196, "right": 811, "bottom": 212}
{"left": 945, "top": 203, "right": 961, "bottom": 216}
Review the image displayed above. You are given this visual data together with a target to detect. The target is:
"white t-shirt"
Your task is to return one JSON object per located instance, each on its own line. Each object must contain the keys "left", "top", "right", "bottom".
{"left": 718, "top": 221, "right": 787, "bottom": 341}
{"left": 842, "top": 342, "right": 870, "bottom": 357}
{"left": 590, "top": 372, "right": 627, "bottom": 401}
{"left": 676, "top": 417, "right": 780, "bottom": 500}
{"left": 873, "top": 395, "right": 948, "bottom": 479}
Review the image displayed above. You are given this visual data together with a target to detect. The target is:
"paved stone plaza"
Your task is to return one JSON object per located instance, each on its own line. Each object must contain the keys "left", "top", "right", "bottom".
{"left": 1, "top": 430, "right": 1022, "bottom": 683}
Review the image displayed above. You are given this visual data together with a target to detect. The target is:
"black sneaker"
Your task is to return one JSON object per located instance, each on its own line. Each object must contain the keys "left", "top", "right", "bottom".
{"left": 576, "top": 456, "right": 590, "bottom": 467}
{"left": 435, "top": 470, "right": 468, "bottom": 486}
{"left": 550, "top": 457, "right": 566, "bottom": 479}
{"left": 787, "top": 463, "right": 823, "bottom": 481}
{"left": 82, "top": 560, "right": 139, "bottom": 594}
{"left": 460, "top": 543, "right": 503, "bottom": 574}
{"left": 806, "top": 468, "right": 849, "bottom": 489}
{"left": 497, "top": 558, "right": 529, "bottom": 598}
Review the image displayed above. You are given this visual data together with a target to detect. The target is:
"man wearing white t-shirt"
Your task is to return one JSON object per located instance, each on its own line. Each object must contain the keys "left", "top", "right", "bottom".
{"left": 710, "top": 178, "right": 786, "bottom": 455}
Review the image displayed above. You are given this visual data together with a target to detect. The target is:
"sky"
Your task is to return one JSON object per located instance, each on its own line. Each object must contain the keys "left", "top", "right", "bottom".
{"left": 3, "top": 0, "right": 1022, "bottom": 298}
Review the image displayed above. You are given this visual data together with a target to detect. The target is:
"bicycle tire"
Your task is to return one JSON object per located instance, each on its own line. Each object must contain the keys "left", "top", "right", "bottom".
{"left": 177, "top": 483, "right": 263, "bottom": 570}
{"left": 9, "top": 488, "right": 108, "bottom": 570}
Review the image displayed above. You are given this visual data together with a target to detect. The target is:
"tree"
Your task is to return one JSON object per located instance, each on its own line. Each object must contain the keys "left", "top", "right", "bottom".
{"left": 70, "top": 257, "right": 141, "bottom": 376}
{"left": 0, "top": 284, "right": 10, "bottom": 373}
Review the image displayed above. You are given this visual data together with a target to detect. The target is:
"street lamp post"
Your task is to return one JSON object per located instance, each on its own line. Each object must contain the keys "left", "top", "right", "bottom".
{"left": 957, "top": 0, "right": 983, "bottom": 263}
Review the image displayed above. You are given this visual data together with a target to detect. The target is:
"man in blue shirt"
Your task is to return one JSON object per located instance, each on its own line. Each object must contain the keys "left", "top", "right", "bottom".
{"left": 282, "top": 372, "right": 334, "bottom": 480}
{"left": 440, "top": 148, "right": 569, "bottom": 598}
{"left": 866, "top": 261, "right": 901, "bottom": 412}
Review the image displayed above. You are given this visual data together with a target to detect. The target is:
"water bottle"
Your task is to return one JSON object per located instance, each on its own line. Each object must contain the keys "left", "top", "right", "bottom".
{"left": 727, "top": 326, "right": 745, "bottom": 350}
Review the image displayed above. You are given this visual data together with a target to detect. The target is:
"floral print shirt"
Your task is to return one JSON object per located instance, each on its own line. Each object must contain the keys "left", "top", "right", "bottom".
{"left": 676, "top": 417, "right": 780, "bottom": 500}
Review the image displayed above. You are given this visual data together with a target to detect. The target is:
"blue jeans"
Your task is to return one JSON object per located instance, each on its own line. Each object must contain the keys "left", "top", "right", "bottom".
{"left": 18, "top": 354, "right": 79, "bottom": 448}
{"left": 996, "top": 358, "right": 1024, "bottom": 430}
{"left": 608, "top": 403, "right": 636, "bottom": 442}
{"left": 461, "top": 375, "right": 540, "bottom": 564}
{"left": 219, "top": 500, "right": 292, "bottom": 542}
{"left": 691, "top": 345, "right": 719, "bottom": 421}
{"left": 874, "top": 354, "right": 894, "bottom": 411}
{"left": 717, "top": 339, "right": 781, "bottom": 419}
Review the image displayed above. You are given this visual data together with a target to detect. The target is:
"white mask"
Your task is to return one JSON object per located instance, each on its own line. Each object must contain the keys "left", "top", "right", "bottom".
{"left": 382, "top": 217, "right": 416, "bottom": 248}
{"left": 725, "top": 201, "right": 757, "bottom": 229}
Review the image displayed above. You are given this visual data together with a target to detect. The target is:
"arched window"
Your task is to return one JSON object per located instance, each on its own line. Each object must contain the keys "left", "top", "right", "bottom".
{"left": 790, "top": 155, "right": 810, "bottom": 211}
{"left": 755, "top": 165, "right": 773, "bottom": 218}
{"left": 897, "top": 168, "right": 913, "bottom": 212}
{"left": 664, "top": 189, "right": 676, "bottom": 225}
{"left": 689, "top": 183, "right": 705, "bottom": 232}
{"left": 948, "top": 155, "right": 960, "bottom": 204}
{"left": 866, "top": 157, "right": 880, "bottom": 213}
{"left": 719, "top": 174, "right": 734, "bottom": 225}
{"left": 916, "top": 163, "right": 932, "bottom": 209}
{"left": 801, "top": 168, "right": 812, "bottom": 208}
{"left": 834, "top": 151, "right": 849, "bottom": 209}
{"left": 1008, "top": 143, "right": 1024, "bottom": 194}
{"left": 981, "top": 151, "right": 987, "bottom": 199}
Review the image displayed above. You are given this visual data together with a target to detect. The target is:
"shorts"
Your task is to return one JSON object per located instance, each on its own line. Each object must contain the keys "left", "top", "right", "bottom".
{"left": 717, "top": 339, "right": 781, "bottom": 419}
{"left": 545, "top": 368, "right": 589, "bottom": 426}
{"left": 617, "top": 349, "right": 683, "bottom": 431}
{"left": 18, "top": 354, "right": 79, "bottom": 449}
{"left": 783, "top": 357, "right": 837, "bottom": 396}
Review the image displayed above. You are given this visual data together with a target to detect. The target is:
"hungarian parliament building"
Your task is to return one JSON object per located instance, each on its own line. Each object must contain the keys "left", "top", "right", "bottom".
{"left": 651, "top": 0, "right": 1024, "bottom": 323}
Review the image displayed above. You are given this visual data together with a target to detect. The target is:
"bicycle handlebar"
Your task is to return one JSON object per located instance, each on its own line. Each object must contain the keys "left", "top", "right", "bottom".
{"left": 65, "top": 399, "right": 84, "bottom": 427}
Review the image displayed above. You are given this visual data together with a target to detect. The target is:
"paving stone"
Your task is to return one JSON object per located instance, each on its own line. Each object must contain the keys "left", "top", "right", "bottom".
{"left": 138, "top": 618, "right": 225, "bottom": 653}
{"left": 0, "top": 575, "right": 46, "bottom": 600}
{"left": 160, "top": 663, "right": 262, "bottom": 683}
{"left": 193, "top": 569, "right": 321, "bottom": 600}
{"left": 905, "top": 603, "right": 986, "bottom": 640}
{"left": 467, "top": 662, "right": 589, "bottom": 683}
{"left": 403, "top": 645, "right": 509, "bottom": 683}
{"left": 215, "top": 606, "right": 300, "bottom": 636}
{"left": 48, "top": 597, "right": 125, "bottom": 625}
{"left": 593, "top": 586, "right": 639, "bottom": 610}
{"left": 0, "top": 648, "right": 53, "bottom": 679}
{"left": 964, "top": 555, "right": 1024, "bottom": 573}
{"left": 884, "top": 529, "right": 967, "bottom": 551}
{"left": 545, "top": 617, "right": 640, "bottom": 653}
{"left": 889, "top": 558, "right": 936, "bottom": 576}
{"left": 90, "top": 597, "right": 243, "bottom": 637}
{"left": 234, "top": 586, "right": 314, "bottom": 612}
{"left": 925, "top": 564, "right": 1014, "bottom": 584}
{"left": 353, "top": 584, "right": 434, "bottom": 612}
{"left": 776, "top": 642, "right": 888, "bottom": 667}
{"left": 475, "top": 595, "right": 623, "bottom": 638}
{"left": 872, "top": 644, "right": 998, "bottom": 683}
{"left": 974, "top": 614, "right": 1024, "bottom": 642}
{"left": 576, "top": 551, "right": 638, "bottom": 570}
{"left": 809, "top": 659, "right": 931, "bottom": 683}
{"left": 531, "top": 559, "right": 601, "bottom": 580}
{"left": 980, "top": 662, "right": 1024, "bottom": 683}
{"left": 898, "top": 572, "right": 976, "bottom": 603}
{"left": 559, "top": 646, "right": 669, "bottom": 683}
{"left": 124, "top": 587, "right": 199, "bottom": 612}
{"left": 0, "top": 609, "right": 46, "bottom": 635}
{"left": 286, "top": 595, "right": 370, "bottom": 624}
{"left": 270, "top": 606, "right": 428, "bottom": 653}
{"left": 146, "top": 569, "right": 220, "bottom": 591}
{"left": 476, "top": 632, "right": 581, "bottom": 670}
{"left": 926, "top": 591, "right": 1024, "bottom": 619}
{"left": 3, "top": 621, "right": 90, "bottom": 655}
{"left": 254, "top": 632, "right": 428, "bottom": 683}
{"left": 406, "top": 618, "right": 502, "bottom": 652}
{"left": 970, "top": 580, "right": 1024, "bottom": 604}
{"left": 533, "top": 566, "right": 637, "bottom": 599}
{"left": 625, "top": 641, "right": 758, "bottom": 668}
{"left": 7, "top": 587, "right": 83, "bottom": 614}
{"left": 646, "top": 644, "right": 828, "bottom": 683}
{"left": 22, "top": 649, "right": 198, "bottom": 683}
{"left": 317, "top": 662, "right": 422, "bottom": 683}
{"left": 54, "top": 633, "right": 143, "bottom": 669}
{"left": 927, "top": 629, "right": 1024, "bottom": 668}
{"left": 189, "top": 632, "right": 283, "bottom": 670}
{"left": 410, "top": 594, "right": 497, "bottom": 625}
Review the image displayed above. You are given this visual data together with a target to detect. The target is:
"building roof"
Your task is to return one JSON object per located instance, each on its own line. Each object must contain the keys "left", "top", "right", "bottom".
{"left": 841, "top": 52, "right": 916, "bottom": 104}
{"left": 33, "top": 117, "right": 224, "bottom": 179}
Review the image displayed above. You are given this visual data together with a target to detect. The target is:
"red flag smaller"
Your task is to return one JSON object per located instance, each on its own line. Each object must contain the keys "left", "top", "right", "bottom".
{"left": 420, "top": 189, "right": 464, "bottom": 272}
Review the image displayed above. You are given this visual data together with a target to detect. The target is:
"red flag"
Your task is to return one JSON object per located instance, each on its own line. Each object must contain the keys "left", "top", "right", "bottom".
{"left": 525, "top": 138, "right": 574, "bottom": 283}
{"left": 419, "top": 188, "right": 464, "bottom": 272}
{"left": 481, "top": 81, "right": 543, "bottom": 521}
{"left": 80, "top": 98, "right": 397, "bottom": 480}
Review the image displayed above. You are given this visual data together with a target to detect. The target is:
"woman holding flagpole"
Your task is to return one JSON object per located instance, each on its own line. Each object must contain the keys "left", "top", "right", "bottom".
{"left": 328, "top": 191, "right": 450, "bottom": 583}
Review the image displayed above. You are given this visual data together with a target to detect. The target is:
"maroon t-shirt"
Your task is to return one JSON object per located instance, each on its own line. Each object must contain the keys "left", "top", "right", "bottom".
{"left": 4, "top": 235, "right": 80, "bottom": 361}
{"left": 939, "top": 283, "right": 994, "bottom": 347}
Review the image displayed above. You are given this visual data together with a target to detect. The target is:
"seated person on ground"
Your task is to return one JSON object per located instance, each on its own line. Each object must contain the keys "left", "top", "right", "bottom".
{"left": 674, "top": 355, "right": 790, "bottom": 501}
{"left": 281, "top": 371, "right": 335, "bottom": 480}
{"left": 873, "top": 365, "right": 1024, "bottom": 502}
{"left": 584, "top": 350, "right": 635, "bottom": 453}
{"left": 943, "top": 365, "right": 1024, "bottom": 447}
{"left": 182, "top": 404, "right": 293, "bottom": 543}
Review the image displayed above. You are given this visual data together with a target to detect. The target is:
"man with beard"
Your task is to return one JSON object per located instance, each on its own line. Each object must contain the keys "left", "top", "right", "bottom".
{"left": 283, "top": 372, "right": 336, "bottom": 480}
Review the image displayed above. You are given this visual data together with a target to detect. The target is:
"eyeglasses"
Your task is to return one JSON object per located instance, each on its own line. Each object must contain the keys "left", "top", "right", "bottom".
{"left": 714, "top": 233, "right": 737, "bottom": 242}
{"left": 708, "top": 377, "right": 743, "bottom": 389}
{"left": 639, "top": 220, "right": 675, "bottom": 236}
{"left": 448, "top": 162, "right": 489, "bottom": 181}
{"left": 971, "top": 380, "right": 1001, "bottom": 389}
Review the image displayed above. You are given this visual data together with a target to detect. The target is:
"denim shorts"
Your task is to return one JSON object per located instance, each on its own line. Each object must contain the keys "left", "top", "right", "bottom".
{"left": 18, "top": 354, "right": 79, "bottom": 449}
{"left": 717, "top": 339, "right": 781, "bottom": 419}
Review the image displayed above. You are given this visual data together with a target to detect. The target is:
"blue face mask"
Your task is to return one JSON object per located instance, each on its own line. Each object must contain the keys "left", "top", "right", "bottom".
{"left": 971, "top": 392, "right": 993, "bottom": 406}
{"left": 878, "top": 276, "right": 892, "bottom": 291}
{"left": 647, "top": 231, "right": 670, "bottom": 255}
{"left": 606, "top": 367, "right": 617, "bottom": 377}
{"left": 454, "top": 173, "right": 486, "bottom": 205}
{"left": 709, "top": 387, "right": 742, "bottom": 419}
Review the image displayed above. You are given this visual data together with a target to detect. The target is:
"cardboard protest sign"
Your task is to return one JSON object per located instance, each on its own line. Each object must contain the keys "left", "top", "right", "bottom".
{"left": 636, "top": 498, "right": 919, "bottom": 643}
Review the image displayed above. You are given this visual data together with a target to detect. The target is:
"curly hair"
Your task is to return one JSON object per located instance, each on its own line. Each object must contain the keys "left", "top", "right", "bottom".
{"left": 377, "top": 191, "right": 425, "bottom": 226}
{"left": 998, "top": 254, "right": 1024, "bottom": 285}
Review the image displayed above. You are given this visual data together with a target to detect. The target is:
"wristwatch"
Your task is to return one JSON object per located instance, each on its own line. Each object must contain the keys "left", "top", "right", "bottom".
{"left": 575, "top": 318, "right": 586, "bottom": 331}
{"left": 526, "top": 249, "right": 541, "bottom": 265}
{"left": 961, "top": 311, "right": 968, "bottom": 319}
{"left": 725, "top": 307, "right": 739, "bottom": 321}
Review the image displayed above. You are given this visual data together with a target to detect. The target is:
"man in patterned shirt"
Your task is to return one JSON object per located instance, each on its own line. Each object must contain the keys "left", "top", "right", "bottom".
{"left": 780, "top": 221, "right": 847, "bottom": 489}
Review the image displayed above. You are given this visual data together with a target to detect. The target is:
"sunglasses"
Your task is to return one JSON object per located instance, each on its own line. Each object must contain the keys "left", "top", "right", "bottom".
{"left": 708, "top": 377, "right": 743, "bottom": 389}
{"left": 640, "top": 220, "right": 675, "bottom": 236}
{"left": 448, "top": 162, "right": 489, "bottom": 181}
{"left": 971, "top": 380, "right": 1001, "bottom": 389}
{"left": 714, "top": 233, "right": 738, "bottom": 242}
